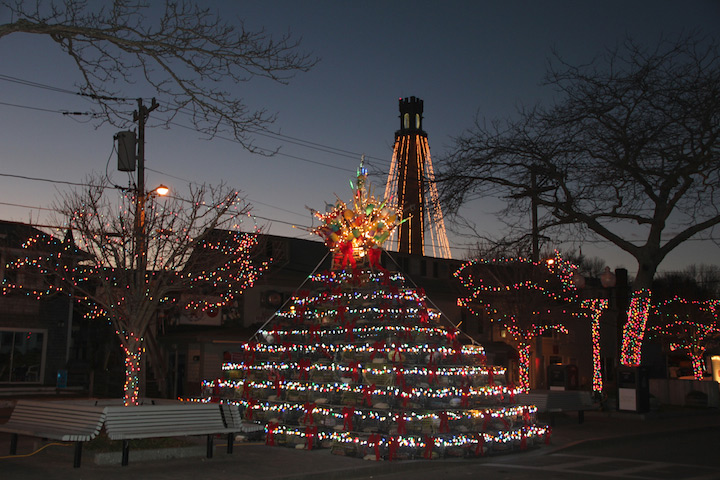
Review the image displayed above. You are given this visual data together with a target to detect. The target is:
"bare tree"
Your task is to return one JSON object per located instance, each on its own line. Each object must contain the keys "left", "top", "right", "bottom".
{"left": 437, "top": 33, "right": 720, "bottom": 367}
{"left": 0, "top": 0, "right": 317, "bottom": 149}
{"left": 6, "top": 177, "right": 269, "bottom": 404}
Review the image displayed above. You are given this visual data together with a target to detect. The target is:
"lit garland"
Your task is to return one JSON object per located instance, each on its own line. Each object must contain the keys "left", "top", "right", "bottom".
{"left": 578, "top": 299, "right": 608, "bottom": 394}
{"left": 454, "top": 252, "right": 577, "bottom": 391}
{"left": 620, "top": 289, "right": 652, "bottom": 366}
{"left": 199, "top": 162, "right": 549, "bottom": 459}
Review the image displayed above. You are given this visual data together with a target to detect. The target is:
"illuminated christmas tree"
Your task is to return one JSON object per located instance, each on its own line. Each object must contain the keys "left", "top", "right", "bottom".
{"left": 3, "top": 180, "right": 268, "bottom": 405}
{"left": 454, "top": 253, "right": 581, "bottom": 391}
{"left": 204, "top": 161, "right": 549, "bottom": 459}
{"left": 649, "top": 298, "right": 720, "bottom": 380}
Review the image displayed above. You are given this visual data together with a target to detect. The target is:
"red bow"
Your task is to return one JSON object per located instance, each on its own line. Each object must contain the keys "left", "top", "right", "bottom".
{"left": 303, "top": 402, "right": 316, "bottom": 425}
{"left": 394, "top": 365, "right": 406, "bottom": 389}
{"left": 309, "top": 324, "right": 320, "bottom": 342}
{"left": 438, "top": 411, "right": 449, "bottom": 433}
{"left": 349, "top": 361, "right": 360, "bottom": 382}
{"left": 370, "top": 341, "right": 385, "bottom": 361}
{"left": 427, "top": 359, "right": 438, "bottom": 384}
{"left": 273, "top": 373, "right": 285, "bottom": 396}
{"left": 368, "top": 433, "right": 381, "bottom": 461}
{"left": 305, "top": 425, "right": 318, "bottom": 450}
{"left": 475, "top": 434, "right": 485, "bottom": 456}
{"left": 245, "top": 397, "right": 257, "bottom": 420}
{"left": 395, "top": 413, "right": 406, "bottom": 434}
{"left": 241, "top": 381, "right": 252, "bottom": 400}
{"left": 520, "top": 427, "right": 527, "bottom": 450}
{"left": 523, "top": 406, "right": 531, "bottom": 425}
{"left": 367, "top": 247, "right": 383, "bottom": 270}
{"left": 335, "top": 305, "right": 346, "bottom": 323}
{"left": 339, "top": 241, "right": 356, "bottom": 270}
{"left": 265, "top": 422, "right": 278, "bottom": 446}
{"left": 318, "top": 346, "right": 333, "bottom": 360}
{"left": 298, "top": 358, "right": 311, "bottom": 381}
{"left": 545, "top": 427, "right": 552, "bottom": 445}
{"left": 419, "top": 308, "right": 429, "bottom": 324}
{"left": 344, "top": 319, "right": 356, "bottom": 341}
{"left": 461, "top": 386, "right": 470, "bottom": 407}
{"left": 488, "top": 369, "right": 494, "bottom": 386}
{"left": 389, "top": 349, "right": 403, "bottom": 363}
{"left": 342, "top": 407, "right": 354, "bottom": 431}
{"left": 482, "top": 411, "right": 492, "bottom": 431}
{"left": 244, "top": 342, "right": 257, "bottom": 365}
{"left": 452, "top": 340, "right": 462, "bottom": 360}
{"left": 423, "top": 435, "right": 435, "bottom": 459}
{"left": 388, "top": 436, "right": 399, "bottom": 461}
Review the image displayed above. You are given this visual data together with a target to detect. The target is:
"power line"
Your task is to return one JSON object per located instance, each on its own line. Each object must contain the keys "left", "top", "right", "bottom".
{"left": 0, "top": 201, "right": 56, "bottom": 212}
{"left": 0, "top": 173, "right": 106, "bottom": 189}
{"left": 0, "top": 72, "right": 392, "bottom": 170}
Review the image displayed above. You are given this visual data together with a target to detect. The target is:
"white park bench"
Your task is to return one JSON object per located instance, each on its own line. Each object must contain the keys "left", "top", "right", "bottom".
{"left": 0, "top": 400, "right": 106, "bottom": 468}
{"left": 102, "top": 402, "right": 242, "bottom": 466}
{"left": 517, "top": 390, "right": 597, "bottom": 425}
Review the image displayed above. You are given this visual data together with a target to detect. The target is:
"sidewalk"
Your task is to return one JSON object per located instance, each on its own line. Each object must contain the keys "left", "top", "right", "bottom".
{"left": 1, "top": 395, "right": 719, "bottom": 480}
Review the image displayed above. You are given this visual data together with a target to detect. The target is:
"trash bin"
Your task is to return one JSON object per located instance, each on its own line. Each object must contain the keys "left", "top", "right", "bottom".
{"left": 547, "top": 364, "right": 579, "bottom": 390}
{"left": 617, "top": 366, "right": 649, "bottom": 412}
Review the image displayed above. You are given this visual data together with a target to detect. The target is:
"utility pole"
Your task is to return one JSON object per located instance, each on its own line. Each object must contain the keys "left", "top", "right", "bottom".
{"left": 132, "top": 97, "right": 158, "bottom": 400}
{"left": 133, "top": 97, "right": 158, "bottom": 274}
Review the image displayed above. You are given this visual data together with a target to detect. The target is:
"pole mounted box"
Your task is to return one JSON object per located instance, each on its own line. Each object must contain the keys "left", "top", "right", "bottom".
{"left": 116, "top": 130, "right": 137, "bottom": 172}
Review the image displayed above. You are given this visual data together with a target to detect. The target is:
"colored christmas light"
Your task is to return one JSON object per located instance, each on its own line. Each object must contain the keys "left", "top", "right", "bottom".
{"left": 620, "top": 289, "right": 652, "bottom": 366}
{"left": 2, "top": 191, "right": 269, "bottom": 405}
{"left": 454, "top": 252, "right": 577, "bottom": 390}
{"left": 578, "top": 299, "right": 608, "bottom": 394}
{"left": 199, "top": 162, "right": 548, "bottom": 459}
{"left": 648, "top": 298, "right": 720, "bottom": 379}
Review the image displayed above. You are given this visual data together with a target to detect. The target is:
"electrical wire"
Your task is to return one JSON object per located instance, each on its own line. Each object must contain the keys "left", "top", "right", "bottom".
{"left": 0, "top": 442, "right": 73, "bottom": 460}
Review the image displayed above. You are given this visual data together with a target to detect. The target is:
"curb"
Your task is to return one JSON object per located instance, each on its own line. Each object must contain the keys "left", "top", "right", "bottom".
{"left": 91, "top": 445, "right": 207, "bottom": 465}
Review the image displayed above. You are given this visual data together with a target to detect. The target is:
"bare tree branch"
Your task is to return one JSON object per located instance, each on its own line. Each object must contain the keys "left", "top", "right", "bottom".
{"left": 0, "top": 0, "right": 318, "bottom": 150}
{"left": 436, "top": 33, "right": 720, "bottom": 290}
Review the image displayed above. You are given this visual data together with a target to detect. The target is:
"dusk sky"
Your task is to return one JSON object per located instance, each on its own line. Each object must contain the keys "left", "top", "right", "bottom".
{"left": 1, "top": 1, "right": 718, "bottom": 277}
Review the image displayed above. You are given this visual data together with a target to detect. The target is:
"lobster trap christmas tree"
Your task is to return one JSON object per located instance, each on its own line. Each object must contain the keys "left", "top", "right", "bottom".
{"left": 203, "top": 161, "right": 549, "bottom": 459}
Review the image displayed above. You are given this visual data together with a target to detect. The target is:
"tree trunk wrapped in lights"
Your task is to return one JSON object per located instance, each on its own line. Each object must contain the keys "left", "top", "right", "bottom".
{"left": 204, "top": 162, "right": 549, "bottom": 459}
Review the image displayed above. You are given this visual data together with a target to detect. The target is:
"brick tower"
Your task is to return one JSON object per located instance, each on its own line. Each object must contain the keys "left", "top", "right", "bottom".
{"left": 385, "top": 97, "right": 451, "bottom": 258}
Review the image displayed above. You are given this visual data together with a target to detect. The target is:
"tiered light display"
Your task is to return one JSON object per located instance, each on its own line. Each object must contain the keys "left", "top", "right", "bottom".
{"left": 201, "top": 163, "right": 548, "bottom": 459}
{"left": 620, "top": 289, "right": 652, "bottom": 366}
{"left": 578, "top": 299, "right": 608, "bottom": 394}
{"left": 454, "top": 252, "right": 578, "bottom": 391}
{"left": 649, "top": 297, "right": 720, "bottom": 380}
